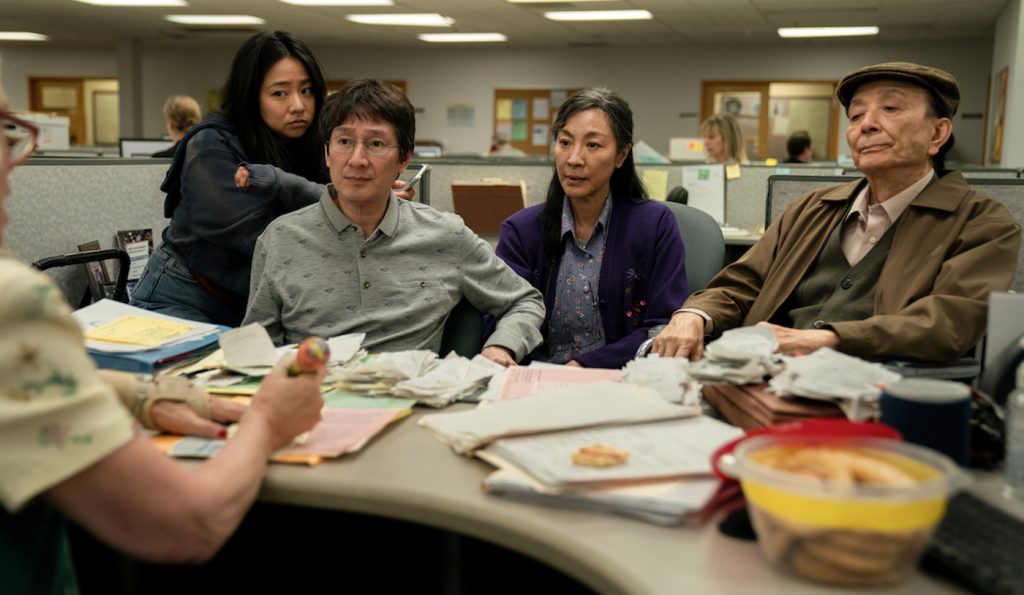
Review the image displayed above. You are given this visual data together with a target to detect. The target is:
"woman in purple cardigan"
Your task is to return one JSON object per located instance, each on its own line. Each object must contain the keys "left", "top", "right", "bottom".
{"left": 495, "top": 88, "right": 688, "bottom": 368}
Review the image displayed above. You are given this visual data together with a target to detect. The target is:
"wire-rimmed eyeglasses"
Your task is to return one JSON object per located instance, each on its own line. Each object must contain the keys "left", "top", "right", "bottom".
{"left": 1, "top": 110, "right": 39, "bottom": 168}
{"left": 326, "top": 136, "right": 399, "bottom": 157}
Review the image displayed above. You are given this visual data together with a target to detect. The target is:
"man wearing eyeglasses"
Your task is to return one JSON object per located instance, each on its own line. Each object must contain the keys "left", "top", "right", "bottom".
{"left": 242, "top": 78, "right": 544, "bottom": 365}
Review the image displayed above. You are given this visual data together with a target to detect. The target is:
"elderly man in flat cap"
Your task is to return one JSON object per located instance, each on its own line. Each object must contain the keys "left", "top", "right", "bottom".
{"left": 653, "top": 62, "right": 1021, "bottom": 363}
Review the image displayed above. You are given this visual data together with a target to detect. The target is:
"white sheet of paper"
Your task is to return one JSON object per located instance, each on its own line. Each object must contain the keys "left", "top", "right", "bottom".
{"left": 219, "top": 323, "right": 279, "bottom": 368}
{"left": 681, "top": 164, "right": 725, "bottom": 224}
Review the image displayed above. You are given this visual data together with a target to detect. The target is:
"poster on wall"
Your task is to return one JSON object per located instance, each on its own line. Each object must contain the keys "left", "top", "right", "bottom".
{"left": 446, "top": 103, "right": 475, "bottom": 127}
{"left": 990, "top": 67, "right": 1008, "bottom": 164}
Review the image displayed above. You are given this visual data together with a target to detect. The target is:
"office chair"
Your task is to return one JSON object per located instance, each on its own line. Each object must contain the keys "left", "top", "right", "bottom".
{"left": 32, "top": 248, "right": 131, "bottom": 308}
{"left": 440, "top": 298, "right": 484, "bottom": 358}
{"left": 634, "top": 203, "right": 726, "bottom": 358}
{"left": 666, "top": 186, "right": 688, "bottom": 205}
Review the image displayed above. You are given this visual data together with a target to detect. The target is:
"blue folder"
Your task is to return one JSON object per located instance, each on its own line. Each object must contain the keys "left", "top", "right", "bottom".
{"left": 87, "top": 325, "right": 229, "bottom": 373}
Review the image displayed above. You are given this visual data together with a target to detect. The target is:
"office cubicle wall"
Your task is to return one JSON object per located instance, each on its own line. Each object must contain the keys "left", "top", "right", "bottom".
{"left": 7, "top": 159, "right": 172, "bottom": 302}
{"left": 724, "top": 165, "right": 851, "bottom": 232}
{"left": 766, "top": 175, "right": 1024, "bottom": 293}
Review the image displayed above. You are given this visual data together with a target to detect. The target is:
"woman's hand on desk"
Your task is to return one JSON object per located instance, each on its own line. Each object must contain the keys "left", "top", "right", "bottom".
{"left": 151, "top": 397, "right": 246, "bottom": 439}
{"left": 651, "top": 312, "right": 705, "bottom": 361}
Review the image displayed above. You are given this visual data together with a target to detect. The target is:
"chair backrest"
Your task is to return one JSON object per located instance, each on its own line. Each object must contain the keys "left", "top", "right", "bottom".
{"left": 662, "top": 202, "right": 725, "bottom": 293}
{"left": 439, "top": 298, "right": 484, "bottom": 358}
{"left": 32, "top": 248, "right": 131, "bottom": 308}
{"left": 765, "top": 175, "right": 852, "bottom": 228}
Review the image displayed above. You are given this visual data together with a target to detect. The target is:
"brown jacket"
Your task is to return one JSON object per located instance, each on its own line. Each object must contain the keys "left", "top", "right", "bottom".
{"left": 685, "top": 171, "right": 1021, "bottom": 362}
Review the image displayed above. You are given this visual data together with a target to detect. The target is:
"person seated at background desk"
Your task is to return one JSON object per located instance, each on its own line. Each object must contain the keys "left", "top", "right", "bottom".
{"left": 652, "top": 62, "right": 1021, "bottom": 363}
{"left": 702, "top": 113, "right": 749, "bottom": 165}
{"left": 243, "top": 79, "right": 544, "bottom": 366}
{"left": 494, "top": 88, "right": 687, "bottom": 368}
{"left": 132, "top": 31, "right": 414, "bottom": 328}
{"left": 488, "top": 130, "right": 526, "bottom": 157}
{"left": 0, "top": 90, "right": 325, "bottom": 594}
{"left": 783, "top": 130, "right": 813, "bottom": 164}
{"left": 151, "top": 94, "right": 202, "bottom": 158}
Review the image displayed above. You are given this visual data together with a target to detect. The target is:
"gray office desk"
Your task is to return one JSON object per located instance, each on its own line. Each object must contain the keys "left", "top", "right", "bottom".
{"left": 253, "top": 406, "right": 965, "bottom": 595}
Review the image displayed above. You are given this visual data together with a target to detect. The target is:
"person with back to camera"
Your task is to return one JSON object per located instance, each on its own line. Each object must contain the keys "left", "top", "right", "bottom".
{"left": 701, "top": 112, "right": 749, "bottom": 165}
{"left": 488, "top": 130, "right": 526, "bottom": 157}
{"left": 0, "top": 85, "right": 326, "bottom": 594}
{"left": 652, "top": 62, "right": 1021, "bottom": 363}
{"left": 784, "top": 130, "right": 813, "bottom": 163}
{"left": 131, "top": 31, "right": 413, "bottom": 327}
{"left": 493, "top": 88, "right": 688, "bottom": 368}
{"left": 151, "top": 95, "right": 202, "bottom": 158}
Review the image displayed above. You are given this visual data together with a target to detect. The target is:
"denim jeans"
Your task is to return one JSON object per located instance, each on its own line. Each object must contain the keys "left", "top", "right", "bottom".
{"left": 131, "top": 243, "right": 245, "bottom": 327}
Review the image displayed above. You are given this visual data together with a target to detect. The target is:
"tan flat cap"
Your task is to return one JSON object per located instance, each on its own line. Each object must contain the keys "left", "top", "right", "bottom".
{"left": 836, "top": 62, "right": 960, "bottom": 116}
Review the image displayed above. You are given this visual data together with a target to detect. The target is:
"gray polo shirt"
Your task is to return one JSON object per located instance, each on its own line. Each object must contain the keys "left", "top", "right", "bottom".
{"left": 243, "top": 186, "right": 544, "bottom": 359}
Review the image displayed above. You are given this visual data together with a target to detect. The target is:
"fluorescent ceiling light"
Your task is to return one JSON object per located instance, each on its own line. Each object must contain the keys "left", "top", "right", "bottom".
{"left": 418, "top": 33, "right": 507, "bottom": 43}
{"left": 280, "top": 0, "right": 392, "bottom": 5}
{"left": 778, "top": 26, "right": 879, "bottom": 38}
{"left": 165, "top": 15, "right": 266, "bottom": 25}
{"left": 76, "top": 0, "right": 187, "bottom": 5}
{"left": 346, "top": 13, "right": 453, "bottom": 26}
{"left": 0, "top": 32, "right": 49, "bottom": 41}
{"left": 544, "top": 10, "right": 653, "bottom": 21}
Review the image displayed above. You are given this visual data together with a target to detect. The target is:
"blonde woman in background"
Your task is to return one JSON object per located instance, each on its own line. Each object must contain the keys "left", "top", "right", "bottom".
{"left": 701, "top": 113, "right": 748, "bottom": 164}
{"left": 151, "top": 95, "right": 202, "bottom": 158}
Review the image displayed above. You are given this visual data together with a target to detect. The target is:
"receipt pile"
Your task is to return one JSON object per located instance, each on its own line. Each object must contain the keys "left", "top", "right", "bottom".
{"left": 687, "top": 326, "right": 780, "bottom": 384}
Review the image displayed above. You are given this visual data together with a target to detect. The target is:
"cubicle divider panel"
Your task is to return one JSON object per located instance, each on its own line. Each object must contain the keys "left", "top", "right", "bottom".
{"left": 8, "top": 159, "right": 170, "bottom": 302}
{"left": 725, "top": 165, "right": 850, "bottom": 232}
{"left": 765, "top": 175, "right": 854, "bottom": 228}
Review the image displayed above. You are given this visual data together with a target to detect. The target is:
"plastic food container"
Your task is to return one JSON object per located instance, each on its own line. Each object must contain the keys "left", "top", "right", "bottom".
{"left": 723, "top": 434, "right": 966, "bottom": 585}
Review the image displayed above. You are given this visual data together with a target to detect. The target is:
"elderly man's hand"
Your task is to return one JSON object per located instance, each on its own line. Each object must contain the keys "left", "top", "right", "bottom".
{"left": 651, "top": 312, "right": 705, "bottom": 361}
{"left": 150, "top": 397, "right": 246, "bottom": 439}
{"left": 481, "top": 346, "right": 517, "bottom": 367}
{"left": 760, "top": 322, "right": 840, "bottom": 355}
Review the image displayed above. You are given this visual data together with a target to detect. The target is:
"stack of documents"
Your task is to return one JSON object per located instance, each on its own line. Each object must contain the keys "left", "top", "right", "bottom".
{"left": 73, "top": 299, "right": 224, "bottom": 373}
{"left": 688, "top": 325, "right": 780, "bottom": 384}
{"left": 769, "top": 348, "right": 901, "bottom": 420}
{"left": 334, "top": 350, "right": 438, "bottom": 394}
{"left": 479, "top": 417, "right": 742, "bottom": 525}
{"left": 391, "top": 353, "right": 504, "bottom": 408}
{"left": 621, "top": 355, "right": 700, "bottom": 405}
{"left": 160, "top": 393, "right": 414, "bottom": 465}
{"left": 420, "top": 381, "right": 699, "bottom": 454}
{"left": 479, "top": 365, "right": 622, "bottom": 404}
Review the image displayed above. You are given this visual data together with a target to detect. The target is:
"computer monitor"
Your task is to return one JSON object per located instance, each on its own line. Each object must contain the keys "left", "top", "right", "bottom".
{"left": 413, "top": 145, "right": 443, "bottom": 158}
{"left": 119, "top": 138, "right": 175, "bottom": 158}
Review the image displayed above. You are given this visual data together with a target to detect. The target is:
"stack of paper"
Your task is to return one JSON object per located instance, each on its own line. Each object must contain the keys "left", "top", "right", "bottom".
{"left": 72, "top": 299, "right": 224, "bottom": 373}
{"left": 334, "top": 350, "right": 438, "bottom": 394}
{"left": 391, "top": 353, "right": 504, "bottom": 408}
{"left": 420, "top": 381, "right": 700, "bottom": 454}
{"left": 621, "top": 355, "right": 700, "bottom": 405}
{"left": 162, "top": 393, "right": 414, "bottom": 465}
{"left": 689, "top": 325, "right": 780, "bottom": 384}
{"left": 479, "top": 416, "right": 741, "bottom": 525}
{"left": 769, "top": 348, "right": 901, "bottom": 420}
{"left": 479, "top": 365, "right": 622, "bottom": 404}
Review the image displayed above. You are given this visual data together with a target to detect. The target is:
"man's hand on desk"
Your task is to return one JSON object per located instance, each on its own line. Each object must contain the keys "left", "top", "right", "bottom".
{"left": 651, "top": 312, "right": 705, "bottom": 361}
{"left": 481, "top": 345, "right": 517, "bottom": 366}
{"left": 150, "top": 397, "right": 245, "bottom": 440}
{"left": 761, "top": 323, "right": 840, "bottom": 355}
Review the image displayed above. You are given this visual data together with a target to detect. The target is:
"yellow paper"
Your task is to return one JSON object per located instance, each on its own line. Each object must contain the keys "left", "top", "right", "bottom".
{"left": 641, "top": 169, "right": 669, "bottom": 200}
{"left": 84, "top": 315, "right": 195, "bottom": 346}
{"left": 496, "top": 98, "right": 513, "bottom": 120}
{"left": 725, "top": 163, "right": 742, "bottom": 179}
{"left": 764, "top": 158, "right": 778, "bottom": 166}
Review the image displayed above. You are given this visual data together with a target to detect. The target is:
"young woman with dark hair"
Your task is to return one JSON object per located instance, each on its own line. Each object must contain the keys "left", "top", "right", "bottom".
{"left": 494, "top": 88, "right": 689, "bottom": 368}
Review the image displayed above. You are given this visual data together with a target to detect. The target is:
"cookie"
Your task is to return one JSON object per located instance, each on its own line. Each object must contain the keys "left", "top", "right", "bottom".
{"left": 571, "top": 443, "right": 630, "bottom": 467}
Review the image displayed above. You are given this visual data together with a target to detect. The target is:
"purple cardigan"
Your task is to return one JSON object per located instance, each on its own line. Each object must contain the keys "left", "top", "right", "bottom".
{"left": 496, "top": 198, "right": 688, "bottom": 368}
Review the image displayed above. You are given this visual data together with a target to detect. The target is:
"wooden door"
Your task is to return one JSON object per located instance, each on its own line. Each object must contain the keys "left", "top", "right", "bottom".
{"left": 701, "top": 82, "right": 770, "bottom": 160}
{"left": 29, "top": 78, "right": 85, "bottom": 146}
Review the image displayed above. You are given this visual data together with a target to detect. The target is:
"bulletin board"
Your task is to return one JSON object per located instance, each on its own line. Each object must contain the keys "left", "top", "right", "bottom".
{"left": 493, "top": 88, "right": 577, "bottom": 156}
